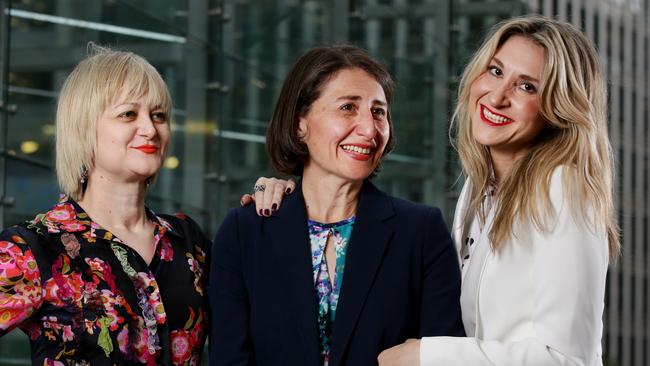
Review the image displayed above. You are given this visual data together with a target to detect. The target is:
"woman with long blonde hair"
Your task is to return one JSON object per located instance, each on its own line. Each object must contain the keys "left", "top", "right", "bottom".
{"left": 378, "top": 15, "right": 619, "bottom": 366}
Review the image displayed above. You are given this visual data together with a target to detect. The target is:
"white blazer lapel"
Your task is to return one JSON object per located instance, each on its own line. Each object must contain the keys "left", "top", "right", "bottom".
{"left": 454, "top": 179, "right": 497, "bottom": 337}
{"left": 452, "top": 179, "right": 472, "bottom": 263}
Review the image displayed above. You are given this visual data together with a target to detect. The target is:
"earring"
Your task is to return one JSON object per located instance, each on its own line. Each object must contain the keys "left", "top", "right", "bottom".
{"left": 80, "top": 166, "right": 88, "bottom": 184}
{"left": 145, "top": 177, "right": 152, "bottom": 188}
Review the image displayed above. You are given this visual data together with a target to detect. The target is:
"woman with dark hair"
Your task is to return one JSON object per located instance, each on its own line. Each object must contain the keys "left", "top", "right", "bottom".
{"left": 209, "top": 45, "right": 464, "bottom": 366}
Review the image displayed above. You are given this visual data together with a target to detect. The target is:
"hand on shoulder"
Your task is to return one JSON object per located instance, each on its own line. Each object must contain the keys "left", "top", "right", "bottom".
{"left": 240, "top": 177, "right": 296, "bottom": 216}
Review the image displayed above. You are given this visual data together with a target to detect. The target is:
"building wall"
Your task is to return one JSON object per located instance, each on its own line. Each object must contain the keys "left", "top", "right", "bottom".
{"left": 0, "top": 0, "right": 645, "bottom": 365}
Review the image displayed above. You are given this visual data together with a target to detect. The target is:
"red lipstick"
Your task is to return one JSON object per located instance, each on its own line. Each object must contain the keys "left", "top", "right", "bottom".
{"left": 133, "top": 145, "right": 159, "bottom": 154}
{"left": 480, "top": 105, "right": 514, "bottom": 127}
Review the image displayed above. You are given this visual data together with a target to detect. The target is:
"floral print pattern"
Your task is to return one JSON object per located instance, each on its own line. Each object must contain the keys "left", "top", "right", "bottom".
{"left": 170, "top": 307, "right": 205, "bottom": 366}
{"left": 0, "top": 239, "right": 41, "bottom": 331}
{"left": 0, "top": 197, "right": 210, "bottom": 365}
{"left": 308, "top": 216, "right": 355, "bottom": 366}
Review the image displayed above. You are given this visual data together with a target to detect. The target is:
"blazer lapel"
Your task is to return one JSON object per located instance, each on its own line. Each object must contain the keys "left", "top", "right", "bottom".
{"left": 454, "top": 178, "right": 495, "bottom": 337}
{"left": 329, "top": 181, "right": 395, "bottom": 366}
{"left": 264, "top": 182, "right": 320, "bottom": 365}
{"left": 452, "top": 179, "right": 472, "bottom": 256}
{"left": 470, "top": 196, "right": 497, "bottom": 337}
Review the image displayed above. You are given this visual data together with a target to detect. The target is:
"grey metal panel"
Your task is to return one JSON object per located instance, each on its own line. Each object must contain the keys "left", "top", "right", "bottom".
{"left": 183, "top": 0, "right": 208, "bottom": 212}
{"left": 632, "top": 4, "right": 646, "bottom": 365}
{"left": 242, "top": 5, "right": 261, "bottom": 171}
{"left": 430, "top": 0, "right": 451, "bottom": 215}
{"left": 646, "top": 3, "right": 650, "bottom": 364}
{"left": 543, "top": 0, "right": 553, "bottom": 16}
{"left": 365, "top": 0, "right": 380, "bottom": 54}
{"left": 0, "top": 0, "right": 10, "bottom": 226}
{"left": 558, "top": 0, "right": 568, "bottom": 20}
{"left": 619, "top": 3, "right": 633, "bottom": 365}
{"left": 571, "top": 0, "right": 582, "bottom": 27}
{"left": 395, "top": 0, "right": 408, "bottom": 59}
{"left": 584, "top": 0, "right": 594, "bottom": 41}
{"left": 599, "top": 0, "right": 620, "bottom": 361}
{"left": 329, "top": 0, "right": 349, "bottom": 42}
{"left": 526, "top": 0, "right": 540, "bottom": 12}
{"left": 362, "top": 2, "right": 522, "bottom": 18}
{"left": 212, "top": 0, "right": 237, "bottom": 235}
{"left": 302, "top": 0, "right": 318, "bottom": 45}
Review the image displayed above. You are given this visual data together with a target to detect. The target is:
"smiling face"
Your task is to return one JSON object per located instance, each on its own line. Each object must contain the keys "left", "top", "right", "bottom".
{"left": 298, "top": 67, "right": 390, "bottom": 183}
{"left": 92, "top": 93, "right": 170, "bottom": 184}
{"left": 469, "top": 35, "right": 547, "bottom": 161}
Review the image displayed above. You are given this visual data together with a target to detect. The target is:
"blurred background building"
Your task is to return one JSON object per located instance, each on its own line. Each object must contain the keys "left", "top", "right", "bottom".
{"left": 0, "top": 0, "right": 646, "bottom": 365}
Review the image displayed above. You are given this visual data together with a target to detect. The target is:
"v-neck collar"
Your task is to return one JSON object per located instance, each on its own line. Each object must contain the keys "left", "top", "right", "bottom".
{"left": 27, "top": 196, "right": 183, "bottom": 259}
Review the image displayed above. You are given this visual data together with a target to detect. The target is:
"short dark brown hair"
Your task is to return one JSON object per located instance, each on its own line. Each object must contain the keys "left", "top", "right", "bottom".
{"left": 266, "top": 44, "right": 395, "bottom": 176}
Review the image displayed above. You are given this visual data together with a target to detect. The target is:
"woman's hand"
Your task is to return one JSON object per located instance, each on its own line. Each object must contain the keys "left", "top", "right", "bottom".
{"left": 378, "top": 339, "right": 420, "bottom": 366}
{"left": 240, "top": 177, "right": 296, "bottom": 216}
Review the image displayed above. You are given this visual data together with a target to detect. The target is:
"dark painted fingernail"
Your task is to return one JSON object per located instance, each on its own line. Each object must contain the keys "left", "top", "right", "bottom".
{"left": 258, "top": 209, "right": 263, "bottom": 216}
{"left": 264, "top": 209, "right": 270, "bottom": 216}
{"left": 285, "top": 188, "right": 292, "bottom": 194}
{"left": 272, "top": 203, "right": 278, "bottom": 211}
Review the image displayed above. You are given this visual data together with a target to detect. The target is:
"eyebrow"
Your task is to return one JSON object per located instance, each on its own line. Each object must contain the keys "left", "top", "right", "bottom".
{"left": 113, "top": 102, "right": 164, "bottom": 110}
{"left": 113, "top": 102, "right": 140, "bottom": 108}
{"left": 491, "top": 57, "right": 540, "bottom": 83}
{"left": 335, "top": 95, "right": 388, "bottom": 106}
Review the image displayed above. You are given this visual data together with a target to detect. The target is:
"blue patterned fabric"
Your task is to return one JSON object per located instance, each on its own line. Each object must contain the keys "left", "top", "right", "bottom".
{"left": 308, "top": 216, "right": 355, "bottom": 366}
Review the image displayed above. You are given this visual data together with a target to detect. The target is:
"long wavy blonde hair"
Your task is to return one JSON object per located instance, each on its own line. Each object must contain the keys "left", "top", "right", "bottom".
{"left": 451, "top": 15, "right": 620, "bottom": 262}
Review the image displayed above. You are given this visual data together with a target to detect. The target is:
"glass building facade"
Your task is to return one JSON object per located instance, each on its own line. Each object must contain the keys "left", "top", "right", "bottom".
{"left": 0, "top": 1, "right": 646, "bottom": 365}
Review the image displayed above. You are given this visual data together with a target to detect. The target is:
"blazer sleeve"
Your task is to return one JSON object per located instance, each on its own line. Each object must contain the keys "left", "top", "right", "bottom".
{"left": 209, "top": 208, "right": 255, "bottom": 366}
{"left": 419, "top": 207, "right": 465, "bottom": 337}
{"left": 420, "top": 168, "right": 609, "bottom": 366}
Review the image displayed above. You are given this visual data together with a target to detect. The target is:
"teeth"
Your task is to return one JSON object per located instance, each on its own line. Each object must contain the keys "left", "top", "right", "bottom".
{"left": 341, "top": 145, "right": 371, "bottom": 154}
{"left": 483, "top": 108, "right": 512, "bottom": 124}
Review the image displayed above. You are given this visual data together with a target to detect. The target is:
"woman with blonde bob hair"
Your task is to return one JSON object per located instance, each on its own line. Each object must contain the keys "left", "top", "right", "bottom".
{"left": 56, "top": 44, "right": 172, "bottom": 199}
{"left": 0, "top": 45, "right": 210, "bottom": 365}
{"left": 377, "top": 15, "right": 619, "bottom": 366}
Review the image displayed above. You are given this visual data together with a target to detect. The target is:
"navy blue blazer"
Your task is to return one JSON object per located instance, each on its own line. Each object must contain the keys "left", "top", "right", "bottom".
{"left": 209, "top": 180, "right": 464, "bottom": 366}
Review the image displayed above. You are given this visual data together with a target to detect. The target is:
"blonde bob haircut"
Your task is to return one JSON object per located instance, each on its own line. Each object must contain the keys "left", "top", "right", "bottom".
{"left": 56, "top": 44, "right": 172, "bottom": 200}
{"left": 451, "top": 15, "right": 620, "bottom": 261}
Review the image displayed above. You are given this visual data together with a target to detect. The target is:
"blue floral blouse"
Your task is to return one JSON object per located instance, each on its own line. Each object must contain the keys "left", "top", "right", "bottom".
{"left": 308, "top": 216, "right": 355, "bottom": 366}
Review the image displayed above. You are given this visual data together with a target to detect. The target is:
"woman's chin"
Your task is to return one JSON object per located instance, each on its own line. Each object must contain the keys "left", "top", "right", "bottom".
{"left": 339, "top": 169, "right": 375, "bottom": 183}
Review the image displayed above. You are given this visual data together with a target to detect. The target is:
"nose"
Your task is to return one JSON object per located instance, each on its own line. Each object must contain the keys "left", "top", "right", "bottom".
{"left": 487, "top": 81, "right": 511, "bottom": 108}
{"left": 138, "top": 114, "right": 157, "bottom": 139}
{"left": 356, "top": 108, "right": 378, "bottom": 140}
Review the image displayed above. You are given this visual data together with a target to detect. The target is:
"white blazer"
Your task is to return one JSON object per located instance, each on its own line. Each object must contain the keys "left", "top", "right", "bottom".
{"left": 420, "top": 166, "right": 609, "bottom": 366}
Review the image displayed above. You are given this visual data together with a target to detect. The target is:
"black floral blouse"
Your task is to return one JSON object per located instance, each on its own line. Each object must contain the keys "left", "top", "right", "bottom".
{"left": 0, "top": 197, "right": 210, "bottom": 365}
